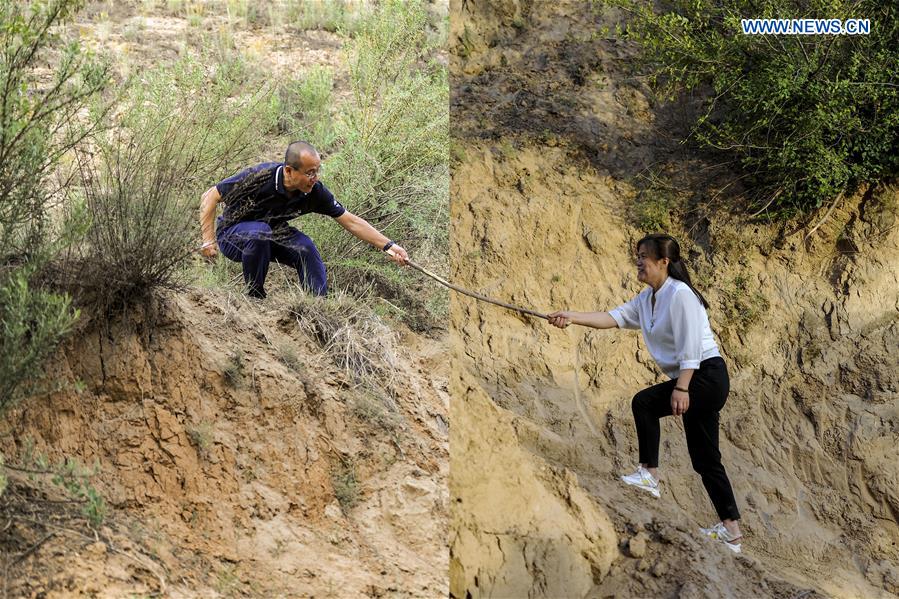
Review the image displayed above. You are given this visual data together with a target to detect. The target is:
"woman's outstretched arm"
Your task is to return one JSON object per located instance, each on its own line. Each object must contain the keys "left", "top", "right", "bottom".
{"left": 547, "top": 311, "right": 619, "bottom": 329}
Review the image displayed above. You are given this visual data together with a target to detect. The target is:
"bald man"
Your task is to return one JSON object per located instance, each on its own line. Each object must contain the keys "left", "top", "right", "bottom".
{"left": 199, "top": 141, "right": 409, "bottom": 299}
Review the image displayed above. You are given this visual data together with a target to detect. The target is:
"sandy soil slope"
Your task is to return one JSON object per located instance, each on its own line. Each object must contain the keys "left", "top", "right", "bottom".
{"left": 449, "top": 1, "right": 899, "bottom": 597}
{"left": 3, "top": 288, "right": 448, "bottom": 597}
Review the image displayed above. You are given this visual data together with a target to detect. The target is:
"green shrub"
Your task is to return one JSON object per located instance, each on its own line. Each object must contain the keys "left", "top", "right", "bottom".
{"left": 187, "top": 421, "right": 214, "bottom": 459}
{"left": 225, "top": 0, "right": 254, "bottom": 25}
{"left": 629, "top": 187, "right": 675, "bottom": 233}
{"left": 7, "top": 451, "right": 107, "bottom": 528}
{"left": 351, "top": 387, "right": 402, "bottom": 432}
{"left": 604, "top": 0, "right": 899, "bottom": 215}
{"left": 287, "top": 0, "right": 369, "bottom": 34}
{"left": 0, "top": 0, "right": 108, "bottom": 410}
{"left": 0, "top": 271, "right": 80, "bottom": 412}
{"left": 62, "top": 53, "right": 276, "bottom": 313}
{"left": 295, "top": 0, "right": 449, "bottom": 323}
{"left": 275, "top": 342, "right": 302, "bottom": 372}
{"left": 273, "top": 65, "right": 337, "bottom": 149}
{"left": 329, "top": 0, "right": 448, "bottom": 255}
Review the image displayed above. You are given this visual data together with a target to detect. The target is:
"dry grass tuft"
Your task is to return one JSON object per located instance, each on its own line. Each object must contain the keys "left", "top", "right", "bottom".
{"left": 286, "top": 288, "right": 398, "bottom": 383}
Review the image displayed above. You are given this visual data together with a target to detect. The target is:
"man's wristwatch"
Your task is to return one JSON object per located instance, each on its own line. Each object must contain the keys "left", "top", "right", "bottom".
{"left": 383, "top": 240, "right": 395, "bottom": 252}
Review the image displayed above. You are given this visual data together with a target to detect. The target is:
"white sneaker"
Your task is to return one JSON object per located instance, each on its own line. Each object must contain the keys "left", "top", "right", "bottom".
{"left": 700, "top": 522, "right": 743, "bottom": 553}
{"left": 620, "top": 466, "right": 661, "bottom": 498}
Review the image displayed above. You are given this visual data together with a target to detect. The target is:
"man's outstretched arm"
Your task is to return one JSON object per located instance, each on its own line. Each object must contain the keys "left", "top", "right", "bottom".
{"left": 199, "top": 186, "right": 221, "bottom": 259}
{"left": 335, "top": 211, "right": 409, "bottom": 265}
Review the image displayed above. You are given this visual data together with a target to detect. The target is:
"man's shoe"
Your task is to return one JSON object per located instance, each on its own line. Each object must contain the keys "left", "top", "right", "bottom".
{"left": 700, "top": 522, "right": 742, "bottom": 554}
{"left": 620, "top": 466, "right": 661, "bottom": 498}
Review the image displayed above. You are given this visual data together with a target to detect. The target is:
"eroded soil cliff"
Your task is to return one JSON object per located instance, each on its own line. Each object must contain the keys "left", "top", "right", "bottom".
{"left": 3, "top": 288, "right": 448, "bottom": 597}
{"left": 450, "top": 1, "right": 899, "bottom": 597}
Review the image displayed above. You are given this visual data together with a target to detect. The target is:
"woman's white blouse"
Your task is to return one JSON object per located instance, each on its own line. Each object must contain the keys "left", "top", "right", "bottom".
{"left": 609, "top": 277, "right": 720, "bottom": 379}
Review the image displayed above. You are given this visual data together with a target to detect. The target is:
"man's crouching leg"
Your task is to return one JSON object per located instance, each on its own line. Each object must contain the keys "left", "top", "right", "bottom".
{"left": 217, "top": 221, "right": 273, "bottom": 299}
{"left": 274, "top": 228, "right": 327, "bottom": 296}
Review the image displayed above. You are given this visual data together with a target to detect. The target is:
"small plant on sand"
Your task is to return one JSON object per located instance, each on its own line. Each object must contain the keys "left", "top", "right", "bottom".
{"left": 223, "top": 349, "right": 245, "bottom": 387}
{"left": 4, "top": 450, "right": 107, "bottom": 528}
{"left": 187, "top": 421, "right": 214, "bottom": 459}
{"left": 50, "top": 458, "right": 107, "bottom": 527}
{"left": 275, "top": 342, "right": 302, "bottom": 372}
{"left": 0, "top": 454, "right": 7, "bottom": 497}
{"left": 718, "top": 272, "right": 770, "bottom": 339}
{"left": 351, "top": 387, "right": 402, "bottom": 433}
{"left": 331, "top": 459, "right": 359, "bottom": 512}
{"left": 629, "top": 186, "right": 676, "bottom": 233}
{"left": 215, "top": 563, "right": 242, "bottom": 595}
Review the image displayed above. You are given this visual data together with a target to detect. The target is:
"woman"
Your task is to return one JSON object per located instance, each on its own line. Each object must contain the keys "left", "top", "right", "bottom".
{"left": 548, "top": 234, "right": 743, "bottom": 553}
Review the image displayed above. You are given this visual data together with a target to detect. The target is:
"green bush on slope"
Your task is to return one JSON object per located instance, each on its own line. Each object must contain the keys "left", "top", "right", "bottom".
{"left": 605, "top": 0, "right": 899, "bottom": 216}
{"left": 0, "top": 0, "right": 107, "bottom": 411}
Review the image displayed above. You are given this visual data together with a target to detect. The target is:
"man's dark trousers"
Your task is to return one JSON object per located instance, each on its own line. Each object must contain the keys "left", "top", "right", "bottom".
{"left": 630, "top": 356, "right": 740, "bottom": 522}
{"left": 217, "top": 220, "right": 327, "bottom": 298}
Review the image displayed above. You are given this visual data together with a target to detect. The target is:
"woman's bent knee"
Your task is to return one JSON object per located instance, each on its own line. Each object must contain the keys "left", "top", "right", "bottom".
{"left": 632, "top": 390, "right": 650, "bottom": 414}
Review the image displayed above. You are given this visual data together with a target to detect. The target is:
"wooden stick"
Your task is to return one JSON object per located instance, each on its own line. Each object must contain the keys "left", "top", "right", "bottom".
{"left": 388, "top": 251, "right": 549, "bottom": 320}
